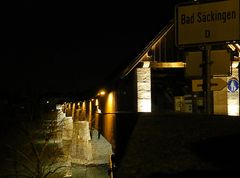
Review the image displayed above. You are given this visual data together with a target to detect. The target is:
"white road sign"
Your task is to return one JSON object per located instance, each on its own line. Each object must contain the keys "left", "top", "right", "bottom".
{"left": 176, "top": 0, "right": 240, "bottom": 46}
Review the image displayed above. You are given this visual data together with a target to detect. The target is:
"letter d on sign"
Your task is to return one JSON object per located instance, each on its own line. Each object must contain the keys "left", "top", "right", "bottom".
{"left": 205, "top": 30, "right": 210, "bottom": 38}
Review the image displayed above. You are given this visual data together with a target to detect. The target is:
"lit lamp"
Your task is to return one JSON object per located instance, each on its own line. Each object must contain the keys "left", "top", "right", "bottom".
{"left": 142, "top": 61, "right": 150, "bottom": 68}
{"left": 100, "top": 91, "right": 105, "bottom": 95}
{"left": 97, "top": 90, "right": 106, "bottom": 96}
{"left": 232, "top": 61, "right": 239, "bottom": 68}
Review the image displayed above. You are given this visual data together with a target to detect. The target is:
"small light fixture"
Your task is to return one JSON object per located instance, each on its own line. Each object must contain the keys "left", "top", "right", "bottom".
{"left": 98, "top": 90, "right": 106, "bottom": 96}
{"left": 228, "top": 44, "right": 236, "bottom": 51}
{"left": 234, "top": 43, "right": 240, "bottom": 51}
{"left": 143, "top": 61, "right": 150, "bottom": 68}
{"left": 100, "top": 91, "right": 105, "bottom": 95}
{"left": 232, "top": 61, "right": 239, "bottom": 68}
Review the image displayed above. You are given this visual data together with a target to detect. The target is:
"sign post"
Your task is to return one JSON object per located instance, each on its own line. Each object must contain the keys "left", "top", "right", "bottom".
{"left": 192, "top": 78, "right": 227, "bottom": 92}
{"left": 175, "top": 0, "right": 240, "bottom": 114}
{"left": 202, "top": 45, "right": 212, "bottom": 114}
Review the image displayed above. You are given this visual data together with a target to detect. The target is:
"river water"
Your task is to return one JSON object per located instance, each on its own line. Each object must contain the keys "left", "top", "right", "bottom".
{"left": 92, "top": 112, "right": 139, "bottom": 158}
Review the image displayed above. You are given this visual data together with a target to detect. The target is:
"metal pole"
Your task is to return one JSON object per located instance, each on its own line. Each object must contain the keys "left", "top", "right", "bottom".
{"left": 202, "top": 45, "right": 213, "bottom": 114}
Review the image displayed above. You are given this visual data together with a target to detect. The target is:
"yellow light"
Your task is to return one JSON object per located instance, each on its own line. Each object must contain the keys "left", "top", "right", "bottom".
{"left": 82, "top": 101, "right": 86, "bottom": 111}
{"left": 151, "top": 62, "right": 186, "bottom": 68}
{"left": 228, "top": 44, "right": 236, "bottom": 51}
{"left": 143, "top": 61, "right": 150, "bottom": 68}
{"left": 105, "top": 92, "right": 115, "bottom": 113}
{"left": 232, "top": 61, "right": 239, "bottom": 68}
{"left": 98, "top": 90, "right": 106, "bottom": 96}
{"left": 95, "top": 99, "right": 99, "bottom": 106}
{"left": 234, "top": 43, "right": 240, "bottom": 51}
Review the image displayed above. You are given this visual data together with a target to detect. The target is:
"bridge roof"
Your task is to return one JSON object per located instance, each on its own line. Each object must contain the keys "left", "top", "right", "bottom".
{"left": 120, "top": 19, "right": 175, "bottom": 79}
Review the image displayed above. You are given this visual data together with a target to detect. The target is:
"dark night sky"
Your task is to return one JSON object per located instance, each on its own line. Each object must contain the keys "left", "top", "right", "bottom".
{"left": 1, "top": 0, "right": 190, "bottom": 96}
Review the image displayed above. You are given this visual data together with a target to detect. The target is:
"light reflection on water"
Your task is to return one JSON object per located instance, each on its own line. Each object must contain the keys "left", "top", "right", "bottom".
{"left": 100, "top": 113, "right": 117, "bottom": 152}
{"left": 93, "top": 112, "right": 138, "bottom": 155}
{"left": 92, "top": 113, "right": 117, "bottom": 152}
{"left": 70, "top": 108, "right": 139, "bottom": 160}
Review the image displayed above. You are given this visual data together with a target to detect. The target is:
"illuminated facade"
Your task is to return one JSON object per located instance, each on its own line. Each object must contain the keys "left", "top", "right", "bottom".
{"left": 67, "top": 19, "right": 239, "bottom": 119}
{"left": 136, "top": 68, "right": 151, "bottom": 112}
{"left": 60, "top": 19, "right": 240, "bottom": 158}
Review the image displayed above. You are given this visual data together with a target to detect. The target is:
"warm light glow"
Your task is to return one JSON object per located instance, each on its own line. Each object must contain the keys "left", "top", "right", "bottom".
{"left": 95, "top": 99, "right": 99, "bottom": 106}
{"left": 234, "top": 43, "right": 240, "bottom": 51}
{"left": 100, "top": 91, "right": 105, "bottom": 95}
{"left": 146, "top": 51, "right": 152, "bottom": 58}
{"left": 89, "top": 100, "right": 92, "bottom": 112}
{"left": 72, "top": 103, "right": 76, "bottom": 118}
{"left": 102, "top": 113, "right": 115, "bottom": 148}
{"left": 228, "top": 44, "right": 236, "bottom": 51}
{"left": 143, "top": 61, "right": 150, "bottom": 68}
{"left": 232, "top": 61, "right": 239, "bottom": 68}
{"left": 82, "top": 101, "right": 86, "bottom": 111}
{"left": 105, "top": 92, "right": 115, "bottom": 113}
{"left": 151, "top": 62, "right": 186, "bottom": 68}
{"left": 234, "top": 56, "right": 240, "bottom": 61}
{"left": 68, "top": 103, "right": 71, "bottom": 110}
{"left": 88, "top": 100, "right": 92, "bottom": 123}
{"left": 98, "top": 90, "right": 106, "bottom": 96}
{"left": 56, "top": 104, "right": 62, "bottom": 110}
